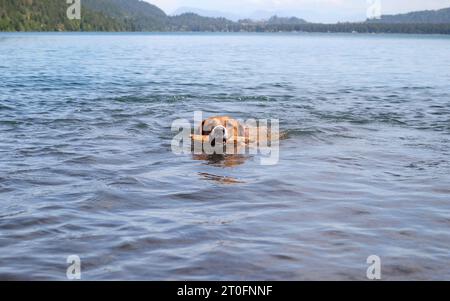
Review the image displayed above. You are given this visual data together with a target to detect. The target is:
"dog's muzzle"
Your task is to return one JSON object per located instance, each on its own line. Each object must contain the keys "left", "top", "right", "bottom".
{"left": 209, "top": 125, "right": 228, "bottom": 146}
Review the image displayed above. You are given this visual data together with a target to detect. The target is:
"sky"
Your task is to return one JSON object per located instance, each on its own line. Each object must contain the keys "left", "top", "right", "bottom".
{"left": 147, "top": 0, "right": 450, "bottom": 23}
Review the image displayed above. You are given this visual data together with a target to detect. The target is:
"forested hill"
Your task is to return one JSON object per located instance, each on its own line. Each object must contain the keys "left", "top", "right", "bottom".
{"left": 1, "top": 0, "right": 450, "bottom": 34}
{"left": 0, "top": 0, "right": 170, "bottom": 31}
{"left": 83, "top": 0, "right": 167, "bottom": 30}
{"left": 368, "top": 7, "right": 450, "bottom": 24}
{"left": 0, "top": 0, "right": 238, "bottom": 31}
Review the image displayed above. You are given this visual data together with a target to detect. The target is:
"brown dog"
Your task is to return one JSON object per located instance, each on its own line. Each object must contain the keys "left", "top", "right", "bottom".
{"left": 194, "top": 116, "right": 245, "bottom": 145}
{"left": 192, "top": 116, "right": 282, "bottom": 146}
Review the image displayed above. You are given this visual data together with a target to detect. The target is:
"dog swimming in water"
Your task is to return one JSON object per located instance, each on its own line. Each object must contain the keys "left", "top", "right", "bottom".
{"left": 185, "top": 115, "right": 283, "bottom": 165}
{"left": 191, "top": 116, "right": 283, "bottom": 147}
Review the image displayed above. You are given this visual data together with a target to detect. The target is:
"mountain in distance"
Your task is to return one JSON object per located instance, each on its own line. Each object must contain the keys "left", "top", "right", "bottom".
{"left": 266, "top": 16, "right": 307, "bottom": 25}
{"left": 1, "top": 0, "right": 450, "bottom": 34}
{"left": 172, "top": 7, "right": 241, "bottom": 22}
{"left": 172, "top": 6, "right": 450, "bottom": 24}
{"left": 367, "top": 7, "right": 450, "bottom": 23}
{"left": 248, "top": 10, "right": 306, "bottom": 21}
{"left": 168, "top": 13, "right": 235, "bottom": 32}
{"left": 173, "top": 7, "right": 311, "bottom": 23}
{"left": 0, "top": 0, "right": 306, "bottom": 31}
{"left": 0, "top": 0, "right": 226, "bottom": 31}
{"left": 238, "top": 15, "right": 307, "bottom": 26}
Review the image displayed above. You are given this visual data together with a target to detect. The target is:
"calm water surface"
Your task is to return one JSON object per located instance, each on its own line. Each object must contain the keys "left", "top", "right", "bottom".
{"left": 0, "top": 33, "right": 450, "bottom": 280}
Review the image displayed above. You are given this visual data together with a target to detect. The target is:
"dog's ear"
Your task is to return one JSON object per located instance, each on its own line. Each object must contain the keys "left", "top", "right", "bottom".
{"left": 196, "top": 120, "right": 206, "bottom": 135}
{"left": 201, "top": 120, "right": 206, "bottom": 134}
{"left": 201, "top": 119, "right": 214, "bottom": 135}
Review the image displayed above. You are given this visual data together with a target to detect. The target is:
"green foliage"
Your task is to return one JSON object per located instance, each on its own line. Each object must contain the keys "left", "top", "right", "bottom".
{"left": 169, "top": 13, "right": 235, "bottom": 32}
{"left": 240, "top": 22, "right": 450, "bottom": 34}
{"left": 367, "top": 7, "right": 450, "bottom": 24}
{"left": 1, "top": 0, "right": 450, "bottom": 34}
{"left": 0, "top": 0, "right": 127, "bottom": 31}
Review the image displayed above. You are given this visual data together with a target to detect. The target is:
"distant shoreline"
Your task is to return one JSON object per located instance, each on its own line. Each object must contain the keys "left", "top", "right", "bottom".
{"left": 1, "top": 30, "right": 450, "bottom": 36}
{"left": 2, "top": 23, "right": 450, "bottom": 35}
{"left": 3, "top": 1, "right": 450, "bottom": 35}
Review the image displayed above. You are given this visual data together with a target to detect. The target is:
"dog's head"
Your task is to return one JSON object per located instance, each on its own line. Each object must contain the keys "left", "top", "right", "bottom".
{"left": 200, "top": 116, "right": 244, "bottom": 146}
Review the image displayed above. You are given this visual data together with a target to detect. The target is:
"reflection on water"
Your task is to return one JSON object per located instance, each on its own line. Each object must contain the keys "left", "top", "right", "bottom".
{"left": 193, "top": 153, "right": 249, "bottom": 184}
{"left": 198, "top": 172, "right": 246, "bottom": 185}
{"left": 1, "top": 33, "right": 450, "bottom": 280}
{"left": 192, "top": 153, "right": 250, "bottom": 168}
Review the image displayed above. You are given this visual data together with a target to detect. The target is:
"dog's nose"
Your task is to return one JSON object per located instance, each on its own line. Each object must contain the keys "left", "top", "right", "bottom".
{"left": 209, "top": 125, "right": 228, "bottom": 146}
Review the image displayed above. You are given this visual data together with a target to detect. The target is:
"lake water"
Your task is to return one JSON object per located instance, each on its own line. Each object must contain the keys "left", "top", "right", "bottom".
{"left": 0, "top": 33, "right": 450, "bottom": 280}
